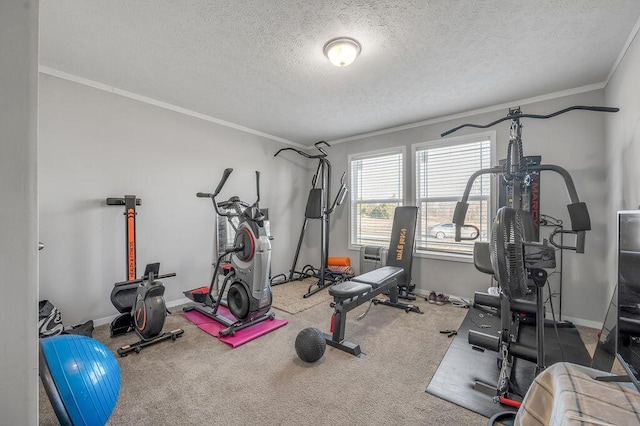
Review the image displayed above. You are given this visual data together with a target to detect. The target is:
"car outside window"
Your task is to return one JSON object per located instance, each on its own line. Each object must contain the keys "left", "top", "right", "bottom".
{"left": 414, "top": 132, "right": 493, "bottom": 256}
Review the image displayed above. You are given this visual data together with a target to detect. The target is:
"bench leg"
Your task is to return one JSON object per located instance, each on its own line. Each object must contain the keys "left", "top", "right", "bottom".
{"left": 323, "top": 304, "right": 363, "bottom": 357}
{"left": 323, "top": 334, "right": 362, "bottom": 357}
{"left": 374, "top": 299, "right": 422, "bottom": 313}
{"left": 378, "top": 283, "right": 423, "bottom": 313}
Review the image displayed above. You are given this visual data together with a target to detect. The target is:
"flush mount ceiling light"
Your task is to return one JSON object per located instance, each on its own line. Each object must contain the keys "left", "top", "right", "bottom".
{"left": 323, "top": 37, "right": 361, "bottom": 67}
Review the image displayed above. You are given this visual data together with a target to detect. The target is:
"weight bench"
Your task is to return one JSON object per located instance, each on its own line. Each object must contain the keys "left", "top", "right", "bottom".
{"left": 323, "top": 265, "right": 419, "bottom": 357}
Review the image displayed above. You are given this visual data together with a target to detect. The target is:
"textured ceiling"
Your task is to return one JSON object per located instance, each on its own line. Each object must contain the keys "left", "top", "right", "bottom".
{"left": 39, "top": 1, "right": 640, "bottom": 146}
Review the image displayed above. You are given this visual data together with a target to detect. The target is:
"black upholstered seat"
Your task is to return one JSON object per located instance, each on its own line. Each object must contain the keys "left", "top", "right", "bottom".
{"left": 351, "top": 266, "right": 403, "bottom": 289}
{"left": 329, "top": 281, "right": 372, "bottom": 298}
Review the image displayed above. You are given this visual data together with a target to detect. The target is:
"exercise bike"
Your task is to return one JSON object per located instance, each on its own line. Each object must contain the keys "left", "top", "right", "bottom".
{"left": 110, "top": 265, "right": 184, "bottom": 356}
{"left": 184, "top": 168, "right": 275, "bottom": 337}
{"left": 107, "top": 195, "right": 184, "bottom": 356}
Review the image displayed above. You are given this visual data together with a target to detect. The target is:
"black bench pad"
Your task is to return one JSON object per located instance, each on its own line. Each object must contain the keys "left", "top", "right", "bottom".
{"left": 351, "top": 266, "right": 403, "bottom": 289}
{"left": 329, "top": 281, "right": 372, "bottom": 298}
{"left": 328, "top": 266, "right": 403, "bottom": 299}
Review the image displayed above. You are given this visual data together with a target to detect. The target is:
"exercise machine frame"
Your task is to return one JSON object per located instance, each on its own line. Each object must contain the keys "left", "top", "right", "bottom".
{"left": 272, "top": 141, "right": 348, "bottom": 298}
{"left": 106, "top": 195, "right": 184, "bottom": 356}
{"left": 443, "top": 105, "right": 618, "bottom": 402}
{"left": 184, "top": 168, "right": 275, "bottom": 337}
{"left": 324, "top": 266, "right": 404, "bottom": 357}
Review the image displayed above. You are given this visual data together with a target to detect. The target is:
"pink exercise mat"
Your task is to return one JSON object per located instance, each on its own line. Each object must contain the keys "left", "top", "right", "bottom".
{"left": 182, "top": 306, "right": 287, "bottom": 348}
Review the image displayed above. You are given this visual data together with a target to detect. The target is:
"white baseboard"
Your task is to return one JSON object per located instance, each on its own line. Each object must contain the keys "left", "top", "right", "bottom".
{"left": 168, "top": 297, "right": 191, "bottom": 309}
{"left": 93, "top": 297, "right": 192, "bottom": 327}
{"left": 414, "top": 288, "right": 603, "bottom": 330}
{"left": 548, "top": 314, "right": 602, "bottom": 330}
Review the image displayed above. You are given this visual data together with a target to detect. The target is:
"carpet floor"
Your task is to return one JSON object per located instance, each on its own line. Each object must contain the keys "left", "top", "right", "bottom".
{"left": 38, "top": 296, "right": 596, "bottom": 425}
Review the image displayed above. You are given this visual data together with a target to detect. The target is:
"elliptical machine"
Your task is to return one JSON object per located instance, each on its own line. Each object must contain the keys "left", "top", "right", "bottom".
{"left": 184, "top": 168, "right": 274, "bottom": 337}
{"left": 107, "top": 195, "right": 184, "bottom": 356}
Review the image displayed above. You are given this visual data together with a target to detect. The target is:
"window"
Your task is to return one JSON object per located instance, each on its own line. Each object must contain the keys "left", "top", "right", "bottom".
{"left": 349, "top": 148, "right": 404, "bottom": 247}
{"left": 414, "top": 133, "right": 493, "bottom": 256}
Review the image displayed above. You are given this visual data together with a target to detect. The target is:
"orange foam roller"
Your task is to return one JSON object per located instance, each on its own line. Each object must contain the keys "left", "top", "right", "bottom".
{"left": 328, "top": 257, "right": 350, "bottom": 266}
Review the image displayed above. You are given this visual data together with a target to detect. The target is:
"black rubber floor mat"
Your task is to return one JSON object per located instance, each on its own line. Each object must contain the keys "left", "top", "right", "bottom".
{"left": 426, "top": 306, "right": 591, "bottom": 418}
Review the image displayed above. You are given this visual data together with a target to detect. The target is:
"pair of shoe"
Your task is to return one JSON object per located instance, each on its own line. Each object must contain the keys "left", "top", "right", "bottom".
{"left": 427, "top": 291, "right": 449, "bottom": 305}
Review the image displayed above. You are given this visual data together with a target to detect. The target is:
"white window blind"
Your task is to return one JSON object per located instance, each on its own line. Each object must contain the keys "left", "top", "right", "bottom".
{"left": 350, "top": 150, "right": 404, "bottom": 247}
{"left": 415, "top": 137, "right": 492, "bottom": 255}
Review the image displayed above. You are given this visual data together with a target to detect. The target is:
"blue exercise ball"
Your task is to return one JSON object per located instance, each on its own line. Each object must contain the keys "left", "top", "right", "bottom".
{"left": 40, "top": 334, "right": 120, "bottom": 426}
{"left": 295, "top": 327, "right": 326, "bottom": 363}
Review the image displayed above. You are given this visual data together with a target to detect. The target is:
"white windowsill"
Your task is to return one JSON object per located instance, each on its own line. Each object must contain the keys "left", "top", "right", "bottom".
{"left": 348, "top": 245, "right": 474, "bottom": 264}
{"left": 414, "top": 250, "right": 474, "bottom": 263}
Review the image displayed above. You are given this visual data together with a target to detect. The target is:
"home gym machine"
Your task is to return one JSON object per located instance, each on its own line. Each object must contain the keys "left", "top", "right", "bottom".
{"left": 272, "top": 141, "right": 348, "bottom": 298}
{"left": 443, "top": 105, "right": 619, "bottom": 404}
{"left": 183, "top": 168, "right": 275, "bottom": 337}
{"left": 106, "top": 195, "right": 184, "bottom": 356}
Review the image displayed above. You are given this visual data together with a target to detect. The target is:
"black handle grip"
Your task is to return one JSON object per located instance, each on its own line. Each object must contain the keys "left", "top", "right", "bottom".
{"left": 114, "top": 272, "right": 176, "bottom": 287}
{"left": 586, "top": 106, "right": 620, "bottom": 113}
{"left": 576, "top": 231, "right": 586, "bottom": 254}
{"left": 548, "top": 229, "right": 586, "bottom": 253}
{"left": 255, "top": 171, "right": 261, "bottom": 203}
{"left": 315, "top": 141, "right": 330, "bottom": 156}
{"left": 459, "top": 224, "right": 481, "bottom": 241}
{"left": 213, "top": 168, "right": 233, "bottom": 197}
{"left": 196, "top": 192, "right": 212, "bottom": 198}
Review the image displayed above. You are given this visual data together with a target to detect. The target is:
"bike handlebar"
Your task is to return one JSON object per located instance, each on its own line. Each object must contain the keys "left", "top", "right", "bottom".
{"left": 441, "top": 105, "right": 620, "bottom": 137}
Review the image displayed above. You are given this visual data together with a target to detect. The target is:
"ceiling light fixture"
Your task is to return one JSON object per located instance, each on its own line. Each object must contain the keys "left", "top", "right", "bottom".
{"left": 323, "top": 37, "right": 361, "bottom": 67}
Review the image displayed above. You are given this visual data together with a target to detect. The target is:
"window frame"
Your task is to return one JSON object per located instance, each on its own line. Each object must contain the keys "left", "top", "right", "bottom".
{"left": 347, "top": 145, "right": 407, "bottom": 251}
{"left": 410, "top": 130, "right": 496, "bottom": 262}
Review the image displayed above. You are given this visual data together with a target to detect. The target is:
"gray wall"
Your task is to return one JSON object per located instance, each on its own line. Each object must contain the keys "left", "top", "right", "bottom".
{"left": 327, "top": 90, "right": 610, "bottom": 324}
{"left": 37, "top": 36, "right": 640, "bottom": 331}
{"left": 39, "top": 75, "right": 312, "bottom": 325}
{"left": 0, "top": 1, "right": 39, "bottom": 424}
{"left": 39, "top": 77, "right": 615, "bottom": 327}
{"left": 605, "top": 31, "right": 640, "bottom": 300}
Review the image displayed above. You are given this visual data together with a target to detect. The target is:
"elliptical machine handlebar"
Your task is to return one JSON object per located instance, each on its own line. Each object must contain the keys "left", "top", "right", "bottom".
{"left": 255, "top": 170, "right": 261, "bottom": 206}
{"left": 197, "top": 168, "right": 264, "bottom": 222}
{"left": 214, "top": 168, "right": 234, "bottom": 197}
{"left": 196, "top": 168, "right": 235, "bottom": 218}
